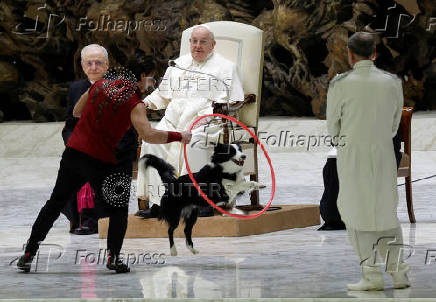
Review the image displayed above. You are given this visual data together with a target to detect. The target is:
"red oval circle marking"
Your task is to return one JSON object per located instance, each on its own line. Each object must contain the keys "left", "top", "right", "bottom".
{"left": 183, "top": 113, "right": 275, "bottom": 219}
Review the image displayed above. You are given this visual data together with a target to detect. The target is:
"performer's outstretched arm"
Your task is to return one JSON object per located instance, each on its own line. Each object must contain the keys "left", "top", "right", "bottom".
{"left": 130, "top": 103, "right": 191, "bottom": 144}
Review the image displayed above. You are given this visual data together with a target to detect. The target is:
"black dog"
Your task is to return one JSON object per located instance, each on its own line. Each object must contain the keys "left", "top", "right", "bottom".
{"left": 141, "top": 143, "right": 263, "bottom": 256}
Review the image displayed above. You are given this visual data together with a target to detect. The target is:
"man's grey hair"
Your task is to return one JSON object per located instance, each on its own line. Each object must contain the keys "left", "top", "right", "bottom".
{"left": 347, "top": 32, "right": 376, "bottom": 58}
{"left": 191, "top": 24, "right": 215, "bottom": 41}
{"left": 81, "top": 44, "right": 108, "bottom": 61}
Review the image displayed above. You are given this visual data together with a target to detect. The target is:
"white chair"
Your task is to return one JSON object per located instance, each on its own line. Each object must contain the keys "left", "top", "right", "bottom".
{"left": 180, "top": 21, "right": 265, "bottom": 209}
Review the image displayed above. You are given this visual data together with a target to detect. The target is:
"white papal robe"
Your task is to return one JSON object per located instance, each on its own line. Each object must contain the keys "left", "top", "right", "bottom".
{"left": 137, "top": 52, "right": 244, "bottom": 205}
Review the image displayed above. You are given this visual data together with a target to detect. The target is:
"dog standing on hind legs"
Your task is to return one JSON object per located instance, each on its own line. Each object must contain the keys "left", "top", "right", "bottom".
{"left": 141, "top": 143, "right": 265, "bottom": 256}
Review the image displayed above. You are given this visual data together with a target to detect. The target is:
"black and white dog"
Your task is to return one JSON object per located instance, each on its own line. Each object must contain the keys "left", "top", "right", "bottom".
{"left": 141, "top": 143, "right": 264, "bottom": 256}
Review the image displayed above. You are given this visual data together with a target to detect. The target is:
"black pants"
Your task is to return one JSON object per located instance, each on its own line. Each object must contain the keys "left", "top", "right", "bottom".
{"left": 61, "top": 150, "right": 135, "bottom": 230}
{"left": 319, "top": 158, "right": 342, "bottom": 223}
{"left": 25, "top": 147, "right": 131, "bottom": 256}
{"left": 320, "top": 137, "right": 402, "bottom": 223}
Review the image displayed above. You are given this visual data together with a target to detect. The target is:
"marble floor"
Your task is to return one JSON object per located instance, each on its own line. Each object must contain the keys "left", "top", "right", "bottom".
{"left": 1, "top": 151, "right": 436, "bottom": 300}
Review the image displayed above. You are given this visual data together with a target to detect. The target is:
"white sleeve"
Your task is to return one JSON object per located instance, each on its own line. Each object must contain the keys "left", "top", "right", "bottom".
{"left": 229, "top": 64, "right": 244, "bottom": 103}
{"left": 326, "top": 83, "right": 342, "bottom": 138}
{"left": 214, "top": 64, "right": 244, "bottom": 104}
{"left": 143, "top": 67, "right": 172, "bottom": 110}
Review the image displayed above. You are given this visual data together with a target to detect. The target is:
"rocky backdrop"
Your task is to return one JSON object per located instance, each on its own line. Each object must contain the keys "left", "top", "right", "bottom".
{"left": 0, "top": 0, "right": 435, "bottom": 122}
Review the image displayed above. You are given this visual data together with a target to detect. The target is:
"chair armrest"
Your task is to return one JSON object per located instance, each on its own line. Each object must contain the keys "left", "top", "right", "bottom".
{"left": 213, "top": 94, "right": 256, "bottom": 114}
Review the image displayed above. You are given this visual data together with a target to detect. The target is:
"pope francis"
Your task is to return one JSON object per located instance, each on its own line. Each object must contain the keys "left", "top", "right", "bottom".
{"left": 327, "top": 32, "right": 409, "bottom": 291}
{"left": 137, "top": 24, "right": 244, "bottom": 217}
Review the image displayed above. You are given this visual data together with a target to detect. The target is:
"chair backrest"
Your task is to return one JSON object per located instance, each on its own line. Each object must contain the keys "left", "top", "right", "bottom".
{"left": 179, "top": 21, "right": 264, "bottom": 128}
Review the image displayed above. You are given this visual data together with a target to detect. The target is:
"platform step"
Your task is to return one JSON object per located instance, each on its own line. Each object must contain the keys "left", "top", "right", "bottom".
{"left": 98, "top": 204, "right": 320, "bottom": 238}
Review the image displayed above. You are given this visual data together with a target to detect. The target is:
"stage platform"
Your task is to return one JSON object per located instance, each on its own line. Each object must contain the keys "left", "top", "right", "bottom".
{"left": 98, "top": 205, "right": 320, "bottom": 238}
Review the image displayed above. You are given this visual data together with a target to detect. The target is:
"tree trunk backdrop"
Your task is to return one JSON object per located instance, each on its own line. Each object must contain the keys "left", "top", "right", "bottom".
{"left": 0, "top": 0, "right": 435, "bottom": 122}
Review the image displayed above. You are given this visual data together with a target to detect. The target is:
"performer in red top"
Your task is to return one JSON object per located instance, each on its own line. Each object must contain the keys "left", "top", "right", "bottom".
{"left": 17, "top": 70, "right": 191, "bottom": 274}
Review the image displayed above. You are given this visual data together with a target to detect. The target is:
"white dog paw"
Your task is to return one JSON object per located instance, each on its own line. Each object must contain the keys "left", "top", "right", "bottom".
{"left": 249, "top": 182, "right": 266, "bottom": 190}
{"left": 186, "top": 244, "right": 199, "bottom": 255}
{"left": 170, "top": 245, "right": 178, "bottom": 256}
{"left": 224, "top": 200, "right": 236, "bottom": 209}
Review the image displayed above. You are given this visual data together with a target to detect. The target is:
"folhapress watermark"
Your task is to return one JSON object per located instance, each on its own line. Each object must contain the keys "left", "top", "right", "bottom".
{"left": 425, "top": 249, "right": 436, "bottom": 265}
{"left": 11, "top": 3, "right": 167, "bottom": 39}
{"left": 257, "top": 131, "right": 346, "bottom": 151}
{"left": 75, "top": 249, "right": 166, "bottom": 266}
{"left": 10, "top": 245, "right": 166, "bottom": 272}
{"left": 362, "top": 237, "right": 415, "bottom": 273}
{"left": 75, "top": 16, "right": 167, "bottom": 35}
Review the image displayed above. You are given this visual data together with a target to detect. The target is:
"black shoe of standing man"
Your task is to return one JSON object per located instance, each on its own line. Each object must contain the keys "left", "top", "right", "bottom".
{"left": 136, "top": 203, "right": 160, "bottom": 219}
{"left": 317, "top": 220, "right": 346, "bottom": 231}
{"left": 70, "top": 215, "right": 98, "bottom": 235}
{"left": 71, "top": 225, "right": 98, "bottom": 235}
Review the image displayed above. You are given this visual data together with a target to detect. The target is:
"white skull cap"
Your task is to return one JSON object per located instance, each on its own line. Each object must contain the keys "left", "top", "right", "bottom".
{"left": 192, "top": 24, "right": 215, "bottom": 40}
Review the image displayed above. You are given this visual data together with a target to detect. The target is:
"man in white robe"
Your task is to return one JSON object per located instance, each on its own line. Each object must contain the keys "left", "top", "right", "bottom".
{"left": 137, "top": 25, "right": 244, "bottom": 217}
{"left": 327, "top": 32, "right": 409, "bottom": 291}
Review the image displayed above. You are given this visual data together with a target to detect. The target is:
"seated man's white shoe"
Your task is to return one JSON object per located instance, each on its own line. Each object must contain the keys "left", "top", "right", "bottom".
{"left": 389, "top": 264, "right": 410, "bottom": 289}
{"left": 347, "top": 265, "right": 384, "bottom": 291}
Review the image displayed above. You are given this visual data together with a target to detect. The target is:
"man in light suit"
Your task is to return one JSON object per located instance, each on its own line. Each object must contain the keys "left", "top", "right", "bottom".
{"left": 327, "top": 32, "right": 409, "bottom": 291}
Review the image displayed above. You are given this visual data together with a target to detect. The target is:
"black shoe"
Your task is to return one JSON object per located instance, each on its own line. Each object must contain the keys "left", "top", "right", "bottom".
{"left": 199, "top": 206, "right": 214, "bottom": 217}
{"left": 137, "top": 204, "right": 160, "bottom": 219}
{"left": 17, "top": 252, "right": 34, "bottom": 273}
{"left": 69, "top": 225, "right": 79, "bottom": 234}
{"left": 71, "top": 226, "right": 98, "bottom": 235}
{"left": 136, "top": 209, "right": 154, "bottom": 218}
{"left": 134, "top": 210, "right": 144, "bottom": 216}
{"left": 106, "top": 254, "right": 130, "bottom": 273}
{"left": 317, "top": 221, "right": 346, "bottom": 231}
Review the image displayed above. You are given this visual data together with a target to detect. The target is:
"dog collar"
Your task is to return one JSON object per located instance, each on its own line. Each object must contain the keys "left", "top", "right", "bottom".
{"left": 222, "top": 173, "right": 237, "bottom": 181}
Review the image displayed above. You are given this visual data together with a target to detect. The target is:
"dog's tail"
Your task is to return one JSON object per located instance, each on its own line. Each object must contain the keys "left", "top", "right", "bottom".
{"left": 140, "top": 154, "right": 176, "bottom": 183}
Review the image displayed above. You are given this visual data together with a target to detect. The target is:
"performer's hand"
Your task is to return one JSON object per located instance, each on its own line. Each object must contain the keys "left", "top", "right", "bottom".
{"left": 192, "top": 118, "right": 208, "bottom": 129}
{"left": 181, "top": 130, "right": 192, "bottom": 144}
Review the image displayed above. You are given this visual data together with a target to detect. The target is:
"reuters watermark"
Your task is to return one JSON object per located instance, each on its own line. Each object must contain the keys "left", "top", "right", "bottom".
{"left": 145, "top": 182, "right": 230, "bottom": 199}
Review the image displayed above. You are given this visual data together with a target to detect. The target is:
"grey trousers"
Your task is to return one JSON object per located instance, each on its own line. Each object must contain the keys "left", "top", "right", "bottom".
{"left": 347, "top": 226, "right": 406, "bottom": 272}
